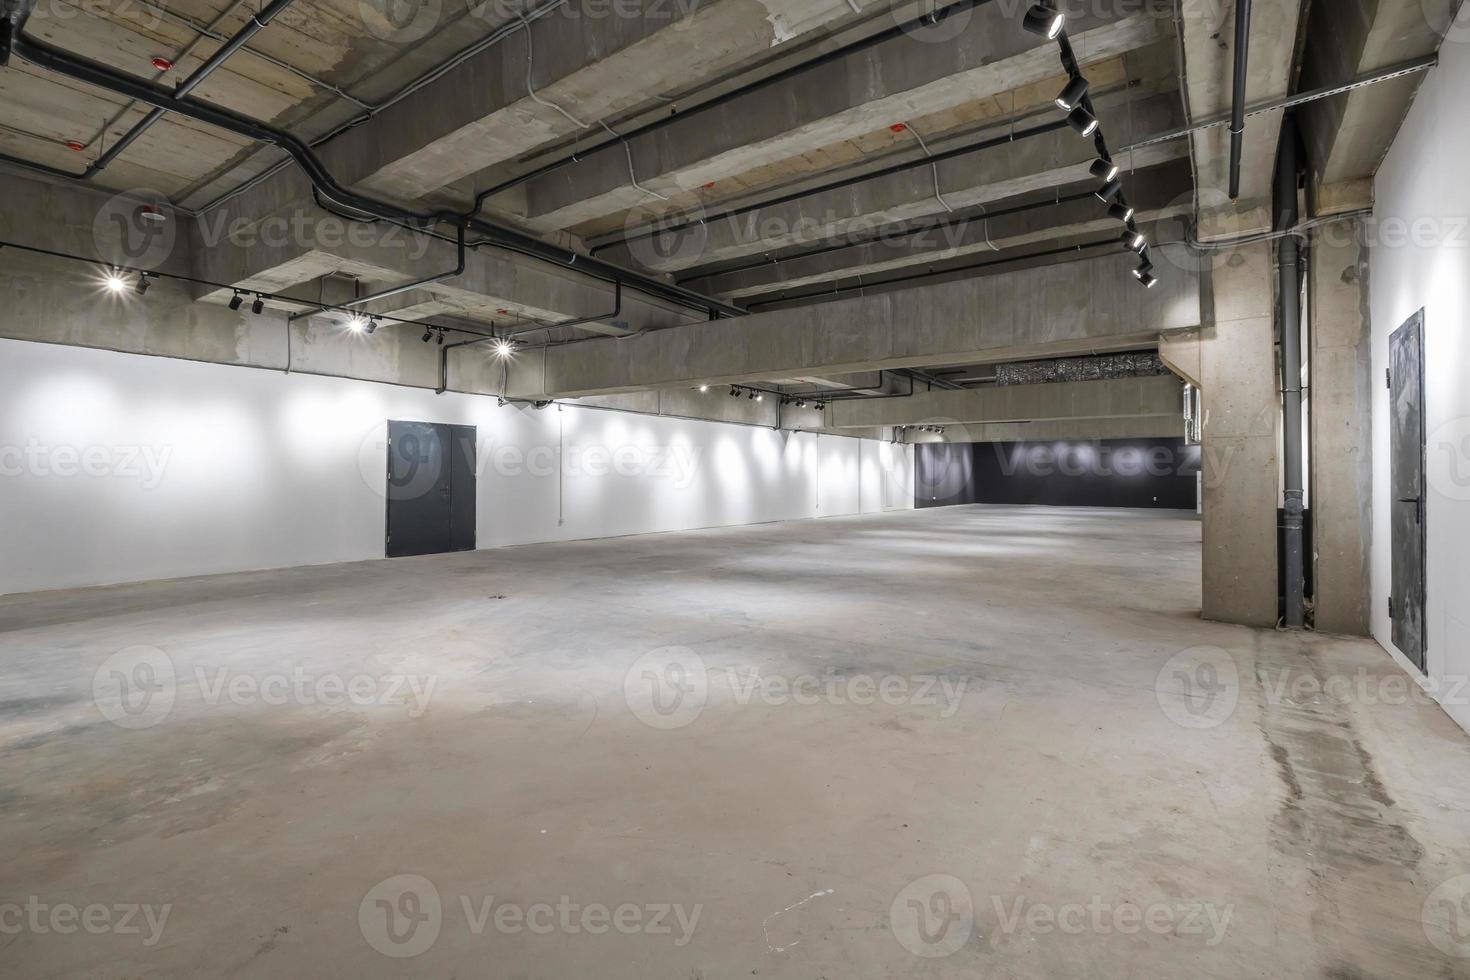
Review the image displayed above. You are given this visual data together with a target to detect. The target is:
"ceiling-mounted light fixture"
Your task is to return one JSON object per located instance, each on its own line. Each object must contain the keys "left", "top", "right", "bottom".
{"left": 228, "top": 290, "right": 243, "bottom": 311}
{"left": 1137, "top": 272, "right": 1158, "bottom": 288}
{"left": 347, "top": 315, "right": 368, "bottom": 333}
{"left": 1090, "top": 158, "right": 1120, "bottom": 182}
{"left": 493, "top": 338, "right": 515, "bottom": 358}
{"left": 1121, "top": 228, "right": 1147, "bottom": 252}
{"left": 755, "top": 392, "right": 764, "bottom": 402}
{"left": 1108, "top": 203, "right": 1135, "bottom": 222}
{"left": 103, "top": 270, "right": 127, "bottom": 293}
{"left": 1066, "top": 106, "right": 1099, "bottom": 137}
{"left": 1022, "top": 3, "right": 1065, "bottom": 39}
{"left": 365, "top": 318, "right": 379, "bottom": 335}
{"left": 1055, "top": 74, "right": 1089, "bottom": 111}
{"left": 436, "top": 331, "right": 444, "bottom": 346}
{"left": 699, "top": 384, "right": 709, "bottom": 392}
{"left": 1095, "top": 178, "right": 1123, "bottom": 203}
{"left": 1133, "top": 260, "right": 1155, "bottom": 281}
{"left": 729, "top": 386, "right": 739, "bottom": 397}
{"left": 422, "top": 329, "right": 433, "bottom": 343}
{"left": 251, "top": 295, "right": 264, "bottom": 315}
{"left": 748, "top": 390, "right": 757, "bottom": 400}
{"left": 134, "top": 272, "right": 151, "bottom": 295}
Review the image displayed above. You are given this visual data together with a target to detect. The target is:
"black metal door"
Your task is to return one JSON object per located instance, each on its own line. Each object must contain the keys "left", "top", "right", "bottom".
{"left": 386, "top": 421, "right": 475, "bottom": 558}
{"left": 1389, "top": 311, "right": 1426, "bottom": 671}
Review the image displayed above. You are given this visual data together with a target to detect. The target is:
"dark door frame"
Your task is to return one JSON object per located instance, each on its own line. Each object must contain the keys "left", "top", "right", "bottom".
{"left": 384, "top": 420, "right": 477, "bottom": 559}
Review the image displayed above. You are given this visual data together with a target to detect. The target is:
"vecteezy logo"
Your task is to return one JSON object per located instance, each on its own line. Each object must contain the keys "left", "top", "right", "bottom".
{"left": 91, "top": 189, "right": 176, "bottom": 271}
{"left": 1424, "top": 873, "right": 1470, "bottom": 957}
{"left": 1428, "top": 417, "right": 1470, "bottom": 502}
{"left": 92, "top": 646, "right": 176, "bottom": 729}
{"left": 359, "top": 874, "right": 442, "bottom": 958}
{"left": 358, "top": 0, "right": 443, "bottom": 42}
{"left": 889, "top": 874, "right": 974, "bottom": 958}
{"left": 1155, "top": 645, "right": 1240, "bottom": 730}
{"left": 623, "top": 647, "right": 708, "bottom": 729}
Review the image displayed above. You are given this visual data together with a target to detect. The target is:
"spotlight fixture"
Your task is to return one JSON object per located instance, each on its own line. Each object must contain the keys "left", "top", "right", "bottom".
{"left": 436, "top": 331, "right": 444, "bottom": 346}
{"left": 1055, "top": 74, "right": 1089, "bottom": 111}
{"left": 1133, "top": 261, "right": 1155, "bottom": 280}
{"left": 103, "top": 271, "right": 127, "bottom": 293}
{"left": 1137, "top": 272, "right": 1158, "bottom": 288}
{"left": 365, "top": 318, "right": 379, "bottom": 335}
{"left": 1107, "top": 203, "right": 1135, "bottom": 222}
{"left": 729, "top": 386, "right": 739, "bottom": 398}
{"left": 347, "top": 315, "right": 369, "bottom": 333}
{"left": 493, "top": 338, "right": 515, "bottom": 359}
{"left": 1022, "top": 3, "right": 1064, "bottom": 39}
{"left": 699, "top": 384, "right": 709, "bottom": 392}
{"left": 134, "top": 272, "right": 151, "bottom": 295}
{"left": 1095, "top": 178, "right": 1123, "bottom": 203}
{"left": 748, "top": 390, "right": 756, "bottom": 400}
{"left": 1066, "top": 106, "right": 1099, "bottom": 137}
{"left": 755, "top": 392, "right": 764, "bottom": 402}
{"left": 422, "top": 329, "right": 433, "bottom": 343}
{"left": 1090, "top": 158, "right": 1120, "bottom": 182}
{"left": 251, "top": 295, "right": 264, "bottom": 315}
{"left": 1121, "top": 228, "right": 1147, "bottom": 252}
{"left": 228, "top": 290, "right": 243, "bottom": 311}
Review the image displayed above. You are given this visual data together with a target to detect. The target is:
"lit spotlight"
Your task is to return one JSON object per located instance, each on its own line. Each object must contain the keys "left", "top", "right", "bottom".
{"left": 1095, "top": 178, "right": 1123, "bottom": 203}
{"left": 228, "top": 291, "right": 243, "bottom": 311}
{"left": 347, "top": 315, "right": 369, "bottom": 333}
{"left": 251, "top": 295, "right": 264, "bottom": 315}
{"left": 699, "top": 384, "right": 709, "bottom": 392}
{"left": 1137, "top": 272, "right": 1158, "bottom": 288}
{"left": 103, "top": 270, "right": 127, "bottom": 293}
{"left": 1108, "top": 203, "right": 1135, "bottom": 222}
{"left": 755, "top": 392, "right": 764, "bottom": 402}
{"left": 1023, "top": 3, "right": 1064, "bottom": 38}
{"left": 493, "top": 338, "right": 516, "bottom": 358}
{"left": 1121, "top": 228, "right": 1147, "bottom": 252}
{"left": 1066, "top": 106, "right": 1098, "bottom": 137}
{"left": 1055, "top": 74, "right": 1089, "bottom": 111}
{"left": 1090, "top": 158, "right": 1120, "bottom": 182}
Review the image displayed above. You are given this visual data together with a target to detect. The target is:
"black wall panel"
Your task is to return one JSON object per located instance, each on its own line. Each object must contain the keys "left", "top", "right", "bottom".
{"left": 915, "top": 439, "right": 1200, "bottom": 510}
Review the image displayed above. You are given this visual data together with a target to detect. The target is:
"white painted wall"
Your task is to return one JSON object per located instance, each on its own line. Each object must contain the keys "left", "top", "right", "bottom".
{"left": 0, "top": 339, "right": 913, "bottom": 595}
{"left": 1369, "top": 33, "right": 1470, "bottom": 733}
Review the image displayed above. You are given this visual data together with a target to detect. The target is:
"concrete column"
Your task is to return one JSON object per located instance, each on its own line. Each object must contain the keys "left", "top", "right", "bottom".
{"left": 1308, "top": 217, "right": 1372, "bottom": 635}
{"left": 1160, "top": 244, "right": 1280, "bottom": 627}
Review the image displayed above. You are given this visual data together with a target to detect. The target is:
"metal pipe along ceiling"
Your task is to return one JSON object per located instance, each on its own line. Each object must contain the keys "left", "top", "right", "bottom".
{"left": 0, "top": 4, "right": 744, "bottom": 321}
{"left": 1228, "top": 0, "right": 1252, "bottom": 200}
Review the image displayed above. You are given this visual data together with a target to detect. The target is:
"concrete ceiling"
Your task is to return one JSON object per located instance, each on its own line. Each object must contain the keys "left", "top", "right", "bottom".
{"left": 0, "top": 0, "right": 1453, "bottom": 390}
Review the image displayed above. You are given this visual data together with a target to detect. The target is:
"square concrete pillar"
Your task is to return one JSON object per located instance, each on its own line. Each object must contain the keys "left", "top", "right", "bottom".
{"left": 1308, "top": 218, "right": 1372, "bottom": 635}
{"left": 1162, "top": 244, "right": 1281, "bottom": 627}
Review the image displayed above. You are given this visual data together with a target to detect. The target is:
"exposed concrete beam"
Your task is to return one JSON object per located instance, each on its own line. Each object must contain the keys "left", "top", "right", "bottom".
{"left": 928, "top": 416, "right": 1186, "bottom": 441}
{"left": 1180, "top": 0, "right": 1305, "bottom": 239}
{"left": 595, "top": 91, "right": 1188, "bottom": 273}
{"left": 1298, "top": 0, "right": 1448, "bottom": 204}
{"left": 681, "top": 160, "right": 1195, "bottom": 300}
{"left": 519, "top": 9, "right": 1173, "bottom": 231}
{"left": 824, "top": 374, "right": 1182, "bottom": 427}
{"left": 505, "top": 244, "right": 1204, "bottom": 397}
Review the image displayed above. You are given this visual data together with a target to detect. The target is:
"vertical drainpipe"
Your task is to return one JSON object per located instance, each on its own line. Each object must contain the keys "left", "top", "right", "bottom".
{"left": 1275, "top": 115, "right": 1306, "bottom": 628}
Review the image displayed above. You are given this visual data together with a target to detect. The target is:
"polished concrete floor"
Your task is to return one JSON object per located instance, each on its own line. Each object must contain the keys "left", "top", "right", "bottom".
{"left": 3, "top": 505, "right": 1469, "bottom": 978}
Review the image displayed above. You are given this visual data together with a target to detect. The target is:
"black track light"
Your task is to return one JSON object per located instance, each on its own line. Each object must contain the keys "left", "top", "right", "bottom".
{"left": 1121, "top": 228, "right": 1147, "bottom": 252}
{"left": 1133, "top": 260, "right": 1155, "bottom": 280}
{"left": 1066, "top": 106, "right": 1099, "bottom": 137}
{"left": 1022, "top": 3, "right": 1064, "bottom": 38}
{"left": 748, "top": 390, "right": 757, "bottom": 400}
{"left": 1096, "top": 178, "right": 1123, "bottom": 203}
{"left": 135, "top": 273, "right": 150, "bottom": 296}
{"left": 251, "top": 295, "right": 264, "bottom": 315}
{"left": 729, "top": 386, "right": 739, "bottom": 397}
{"left": 1055, "top": 74, "right": 1089, "bottom": 111}
{"left": 1108, "top": 202, "right": 1135, "bottom": 222}
{"left": 422, "top": 330, "right": 433, "bottom": 343}
{"left": 436, "top": 331, "right": 444, "bottom": 345}
{"left": 228, "top": 291, "right": 243, "bottom": 311}
{"left": 1137, "top": 271, "right": 1158, "bottom": 288}
{"left": 365, "top": 318, "right": 378, "bottom": 335}
{"left": 1090, "top": 158, "right": 1120, "bottom": 182}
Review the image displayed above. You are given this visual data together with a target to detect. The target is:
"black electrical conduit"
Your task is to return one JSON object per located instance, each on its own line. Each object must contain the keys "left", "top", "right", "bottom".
{"left": 0, "top": 5, "right": 743, "bottom": 322}
{"left": 469, "top": 0, "right": 996, "bottom": 212}
{"left": 674, "top": 189, "right": 1097, "bottom": 284}
{"left": 593, "top": 114, "right": 1073, "bottom": 256}
{"left": 1275, "top": 113, "right": 1304, "bottom": 627}
{"left": 1228, "top": 0, "right": 1252, "bottom": 200}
